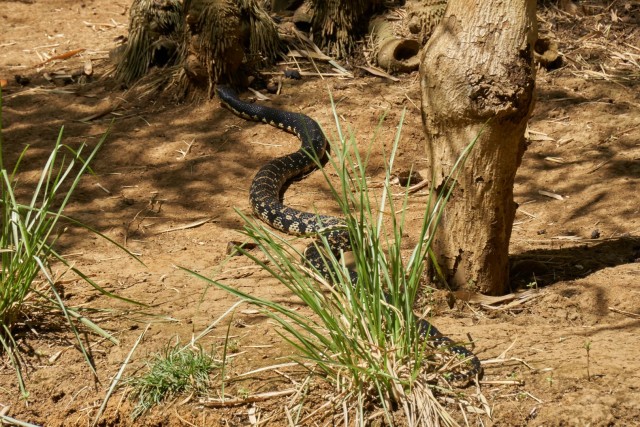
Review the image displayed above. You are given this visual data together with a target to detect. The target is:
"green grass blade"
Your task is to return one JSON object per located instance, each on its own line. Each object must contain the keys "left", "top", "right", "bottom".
{"left": 0, "top": 90, "right": 142, "bottom": 394}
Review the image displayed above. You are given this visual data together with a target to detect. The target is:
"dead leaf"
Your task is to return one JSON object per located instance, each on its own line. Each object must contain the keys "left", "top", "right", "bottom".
{"left": 35, "top": 48, "right": 86, "bottom": 67}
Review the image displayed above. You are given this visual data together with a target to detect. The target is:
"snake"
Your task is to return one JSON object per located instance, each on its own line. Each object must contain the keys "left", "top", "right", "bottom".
{"left": 216, "top": 85, "right": 481, "bottom": 384}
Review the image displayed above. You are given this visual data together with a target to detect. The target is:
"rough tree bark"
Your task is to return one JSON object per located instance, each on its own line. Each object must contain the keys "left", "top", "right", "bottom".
{"left": 420, "top": 0, "right": 537, "bottom": 295}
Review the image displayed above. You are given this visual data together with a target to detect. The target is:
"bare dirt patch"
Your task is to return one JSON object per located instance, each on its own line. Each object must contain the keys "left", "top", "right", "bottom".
{"left": 1, "top": 1, "right": 639, "bottom": 426}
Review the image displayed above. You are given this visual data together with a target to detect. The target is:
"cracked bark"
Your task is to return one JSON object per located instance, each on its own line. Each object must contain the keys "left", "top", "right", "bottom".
{"left": 420, "top": 0, "right": 537, "bottom": 295}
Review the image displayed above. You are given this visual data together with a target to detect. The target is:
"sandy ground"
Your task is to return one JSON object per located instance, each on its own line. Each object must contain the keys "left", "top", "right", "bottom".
{"left": 0, "top": 1, "right": 639, "bottom": 425}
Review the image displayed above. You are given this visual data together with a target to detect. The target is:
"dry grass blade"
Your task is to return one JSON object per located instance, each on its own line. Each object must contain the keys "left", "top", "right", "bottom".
{"left": 408, "top": 381, "right": 458, "bottom": 427}
{"left": 91, "top": 324, "right": 150, "bottom": 427}
{"left": 152, "top": 217, "right": 215, "bottom": 235}
{"left": 200, "top": 389, "right": 297, "bottom": 407}
{"left": 475, "top": 380, "right": 492, "bottom": 419}
{"left": 453, "top": 289, "right": 541, "bottom": 307}
{"left": 188, "top": 300, "right": 244, "bottom": 346}
{"left": 608, "top": 306, "right": 640, "bottom": 319}
{"left": 479, "top": 379, "right": 523, "bottom": 386}
{"left": 356, "top": 65, "right": 400, "bottom": 81}
{"left": 480, "top": 291, "right": 544, "bottom": 311}
{"left": 287, "top": 48, "right": 331, "bottom": 61}
{"left": 288, "top": 30, "right": 354, "bottom": 78}
{"left": 538, "top": 190, "right": 564, "bottom": 200}
{"left": 295, "top": 390, "right": 350, "bottom": 425}
{"left": 173, "top": 407, "right": 198, "bottom": 427}
{"left": 247, "top": 87, "right": 270, "bottom": 101}
{"left": 233, "top": 362, "right": 311, "bottom": 379}
{"left": 0, "top": 413, "right": 41, "bottom": 427}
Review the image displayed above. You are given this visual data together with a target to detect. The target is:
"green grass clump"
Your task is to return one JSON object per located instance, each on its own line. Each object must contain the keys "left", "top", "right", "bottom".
{"left": 187, "top": 101, "right": 478, "bottom": 425}
{"left": 0, "top": 91, "right": 138, "bottom": 398}
{"left": 129, "top": 343, "right": 218, "bottom": 418}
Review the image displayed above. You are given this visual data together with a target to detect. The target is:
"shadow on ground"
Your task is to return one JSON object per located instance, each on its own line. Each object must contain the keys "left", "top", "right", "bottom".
{"left": 510, "top": 236, "right": 640, "bottom": 288}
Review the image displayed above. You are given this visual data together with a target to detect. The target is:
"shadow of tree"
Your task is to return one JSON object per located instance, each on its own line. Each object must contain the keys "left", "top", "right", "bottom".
{"left": 1, "top": 74, "right": 385, "bottom": 259}
{"left": 510, "top": 76, "right": 640, "bottom": 293}
{"left": 510, "top": 236, "right": 640, "bottom": 289}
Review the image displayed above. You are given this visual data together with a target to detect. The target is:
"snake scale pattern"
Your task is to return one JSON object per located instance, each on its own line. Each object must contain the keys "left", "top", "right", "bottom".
{"left": 216, "top": 85, "right": 481, "bottom": 384}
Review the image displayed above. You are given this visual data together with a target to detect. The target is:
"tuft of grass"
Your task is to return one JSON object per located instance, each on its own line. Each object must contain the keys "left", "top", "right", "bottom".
{"left": 129, "top": 342, "right": 218, "bottom": 419}
{"left": 185, "top": 100, "right": 479, "bottom": 424}
{"left": 0, "top": 90, "right": 141, "bottom": 397}
{"left": 125, "top": 303, "right": 240, "bottom": 419}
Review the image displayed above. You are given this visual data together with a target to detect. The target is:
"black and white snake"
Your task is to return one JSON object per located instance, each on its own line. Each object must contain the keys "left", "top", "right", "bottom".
{"left": 216, "top": 85, "right": 481, "bottom": 384}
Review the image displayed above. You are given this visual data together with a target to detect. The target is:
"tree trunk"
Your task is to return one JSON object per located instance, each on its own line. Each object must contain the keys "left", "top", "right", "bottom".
{"left": 420, "top": 0, "right": 537, "bottom": 295}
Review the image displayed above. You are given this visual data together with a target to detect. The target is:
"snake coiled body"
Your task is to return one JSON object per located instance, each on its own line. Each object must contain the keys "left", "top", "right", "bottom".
{"left": 216, "top": 85, "right": 481, "bottom": 384}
